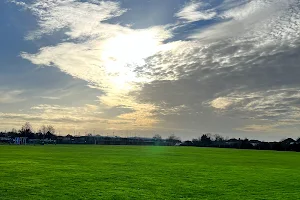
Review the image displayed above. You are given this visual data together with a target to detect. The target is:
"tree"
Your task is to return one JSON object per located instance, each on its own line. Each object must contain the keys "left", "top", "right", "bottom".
{"left": 19, "top": 122, "right": 33, "bottom": 137}
{"left": 181, "top": 140, "right": 194, "bottom": 146}
{"left": 36, "top": 129, "right": 43, "bottom": 139}
{"left": 213, "top": 134, "right": 225, "bottom": 147}
{"left": 192, "top": 137, "right": 201, "bottom": 146}
{"left": 40, "top": 125, "right": 56, "bottom": 139}
{"left": 11, "top": 128, "right": 17, "bottom": 133}
{"left": 214, "top": 134, "right": 224, "bottom": 142}
{"left": 240, "top": 138, "right": 253, "bottom": 149}
{"left": 166, "top": 134, "right": 181, "bottom": 145}
{"left": 40, "top": 125, "right": 47, "bottom": 135}
{"left": 167, "top": 134, "right": 179, "bottom": 141}
{"left": 200, "top": 134, "right": 212, "bottom": 144}
{"left": 47, "top": 125, "right": 55, "bottom": 135}
{"left": 153, "top": 134, "right": 162, "bottom": 140}
{"left": 22, "top": 122, "right": 32, "bottom": 132}
{"left": 46, "top": 125, "right": 55, "bottom": 139}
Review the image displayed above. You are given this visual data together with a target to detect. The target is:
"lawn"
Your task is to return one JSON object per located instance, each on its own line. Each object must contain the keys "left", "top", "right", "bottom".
{"left": 0, "top": 145, "right": 300, "bottom": 200}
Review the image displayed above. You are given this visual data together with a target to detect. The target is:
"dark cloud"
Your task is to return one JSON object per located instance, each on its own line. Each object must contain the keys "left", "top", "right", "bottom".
{"left": 133, "top": 37, "right": 300, "bottom": 129}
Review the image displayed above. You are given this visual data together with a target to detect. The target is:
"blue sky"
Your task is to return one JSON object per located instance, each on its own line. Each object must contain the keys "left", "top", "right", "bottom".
{"left": 1, "top": 0, "right": 300, "bottom": 141}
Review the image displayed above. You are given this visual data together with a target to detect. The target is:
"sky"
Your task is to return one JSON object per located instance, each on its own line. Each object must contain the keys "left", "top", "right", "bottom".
{"left": 1, "top": 0, "right": 300, "bottom": 141}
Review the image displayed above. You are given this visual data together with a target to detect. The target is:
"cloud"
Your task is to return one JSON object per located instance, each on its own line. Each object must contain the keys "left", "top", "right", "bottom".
{"left": 13, "top": 0, "right": 176, "bottom": 129}
{"left": 190, "top": 0, "right": 300, "bottom": 44}
{"left": 0, "top": 89, "right": 26, "bottom": 104}
{"left": 9, "top": 0, "right": 26, "bottom": 6}
{"left": 175, "top": 2, "right": 217, "bottom": 22}
{"left": 40, "top": 96, "right": 61, "bottom": 100}
{"left": 207, "top": 88, "right": 300, "bottom": 122}
{"left": 210, "top": 97, "right": 234, "bottom": 109}
{"left": 0, "top": 103, "right": 137, "bottom": 132}
{"left": 9, "top": 0, "right": 300, "bottom": 136}
{"left": 9, "top": 0, "right": 126, "bottom": 40}
{"left": 20, "top": 33, "right": 168, "bottom": 127}
{"left": 132, "top": 0, "right": 300, "bottom": 132}
{"left": 236, "top": 124, "right": 279, "bottom": 133}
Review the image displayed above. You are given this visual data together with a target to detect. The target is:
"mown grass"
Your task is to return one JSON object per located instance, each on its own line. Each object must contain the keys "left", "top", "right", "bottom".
{"left": 1, "top": 145, "right": 300, "bottom": 200}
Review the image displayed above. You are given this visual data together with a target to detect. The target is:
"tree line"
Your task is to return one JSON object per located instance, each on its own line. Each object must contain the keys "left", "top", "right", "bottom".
{"left": 0, "top": 122, "right": 56, "bottom": 140}
{"left": 0, "top": 122, "right": 181, "bottom": 146}
{"left": 1, "top": 122, "right": 300, "bottom": 152}
{"left": 181, "top": 133, "right": 300, "bottom": 152}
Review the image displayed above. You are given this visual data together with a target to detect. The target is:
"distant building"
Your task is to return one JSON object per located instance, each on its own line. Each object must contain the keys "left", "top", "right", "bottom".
{"left": 0, "top": 137, "right": 11, "bottom": 143}
{"left": 14, "top": 137, "right": 27, "bottom": 145}
{"left": 249, "top": 140, "right": 261, "bottom": 147}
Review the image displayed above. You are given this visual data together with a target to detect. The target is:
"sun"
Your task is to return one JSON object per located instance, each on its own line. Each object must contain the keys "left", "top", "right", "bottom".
{"left": 102, "top": 30, "right": 161, "bottom": 67}
{"left": 100, "top": 29, "right": 165, "bottom": 90}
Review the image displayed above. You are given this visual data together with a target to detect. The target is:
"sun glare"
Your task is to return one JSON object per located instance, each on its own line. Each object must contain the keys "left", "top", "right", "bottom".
{"left": 100, "top": 30, "right": 163, "bottom": 90}
{"left": 102, "top": 31, "right": 160, "bottom": 66}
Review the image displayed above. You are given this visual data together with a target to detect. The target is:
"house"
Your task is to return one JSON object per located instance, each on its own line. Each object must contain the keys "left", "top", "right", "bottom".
{"left": 0, "top": 137, "right": 11, "bottom": 143}
{"left": 249, "top": 140, "right": 261, "bottom": 147}
{"left": 281, "top": 138, "right": 296, "bottom": 145}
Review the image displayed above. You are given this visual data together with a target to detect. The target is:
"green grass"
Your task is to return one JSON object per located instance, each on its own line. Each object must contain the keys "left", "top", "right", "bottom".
{"left": 1, "top": 145, "right": 300, "bottom": 200}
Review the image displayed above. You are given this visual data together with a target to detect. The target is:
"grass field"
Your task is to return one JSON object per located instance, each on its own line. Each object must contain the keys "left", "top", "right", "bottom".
{"left": 1, "top": 145, "right": 300, "bottom": 200}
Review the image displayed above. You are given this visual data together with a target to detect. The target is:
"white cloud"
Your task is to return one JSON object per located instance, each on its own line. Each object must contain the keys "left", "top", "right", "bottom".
{"left": 210, "top": 97, "right": 235, "bottom": 109}
{"left": 207, "top": 88, "right": 300, "bottom": 123}
{"left": 40, "top": 96, "right": 61, "bottom": 100}
{"left": 236, "top": 124, "right": 279, "bottom": 132}
{"left": 13, "top": 0, "right": 177, "bottom": 129}
{"left": 0, "top": 90, "right": 25, "bottom": 104}
{"left": 0, "top": 103, "right": 137, "bottom": 132}
{"left": 9, "top": 0, "right": 26, "bottom": 6}
{"left": 20, "top": 26, "right": 173, "bottom": 128}
{"left": 14, "top": 0, "right": 126, "bottom": 40}
{"left": 190, "top": 0, "right": 300, "bottom": 45}
{"left": 175, "top": 2, "right": 216, "bottom": 22}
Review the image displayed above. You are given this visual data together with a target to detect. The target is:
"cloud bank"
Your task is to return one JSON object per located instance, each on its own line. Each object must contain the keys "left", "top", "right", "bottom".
{"left": 6, "top": 0, "right": 300, "bottom": 137}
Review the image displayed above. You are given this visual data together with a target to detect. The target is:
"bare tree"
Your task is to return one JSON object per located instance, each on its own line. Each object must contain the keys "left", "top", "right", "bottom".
{"left": 19, "top": 122, "right": 33, "bottom": 137}
{"left": 47, "top": 125, "right": 55, "bottom": 134}
{"left": 40, "top": 125, "right": 55, "bottom": 134}
{"left": 22, "top": 122, "right": 32, "bottom": 132}
{"left": 153, "top": 134, "right": 162, "bottom": 140}
{"left": 40, "top": 125, "right": 56, "bottom": 139}
{"left": 214, "top": 134, "right": 225, "bottom": 142}
{"left": 167, "top": 134, "right": 181, "bottom": 143}
{"left": 40, "top": 125, "right": 47, "bottom": 135}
